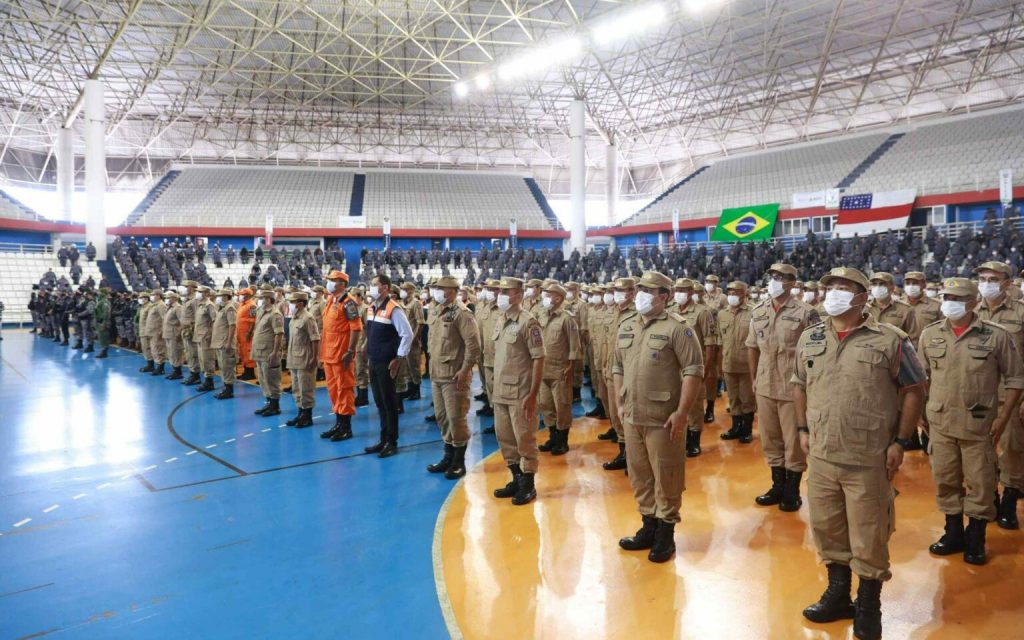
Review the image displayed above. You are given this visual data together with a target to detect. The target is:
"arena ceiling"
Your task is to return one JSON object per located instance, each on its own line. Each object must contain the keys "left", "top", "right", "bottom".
{"left": 1, "top": 0, "right": 1022, "bottom": 197}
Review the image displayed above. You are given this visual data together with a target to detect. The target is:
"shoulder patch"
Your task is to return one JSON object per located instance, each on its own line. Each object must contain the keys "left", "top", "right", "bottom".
{"left": 343, "top": 299, "right": 359, "bottom": 320}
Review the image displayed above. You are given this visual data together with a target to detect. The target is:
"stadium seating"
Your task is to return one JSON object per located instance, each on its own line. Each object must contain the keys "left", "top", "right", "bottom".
{"left": 0, "top": 189, "right": 41, "bottom": 221}
{"left": 0, "top": 251, "right": 102, "bottom": 324}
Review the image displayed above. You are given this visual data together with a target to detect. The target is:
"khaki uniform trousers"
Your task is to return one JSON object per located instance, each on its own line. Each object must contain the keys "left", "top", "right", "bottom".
{"left": 999, "top": 399, "right": 1024, "bottom": 491}
{"left": 150, "top": 333, "right": 167, "bottom": 364}
{"left": 140, "top": 336, "right": 152, "bottom": 360}
{"left": 408, "top": 340, "right": 423, "bottom": 386}
{"left": 808, "top": 456, "right": 894, "bottom": 582}
{"left": 929, "top": 429, "right": 998, "bottom": 521}
{"left": 724, "top": 372, "right": 756, "bottom": 414}
{"left": 687, "top": 385, "right": 708, "bottom": 434}
{"left": 256, "top": 359, "right": 282, "bottom": 400}
{"left": 625, "top": 422, "right": 687, "bottom": 523}
{"left": 704, "top": 355, "right": 719, "bottom": 403}
{"left": 290, "top": 367, "right": 316, "bottom": 409}
{"left": 483, "top": 365, "right": 494, "bottom": 398}
{"left": 494, "top": 401, "right": 539, "bottom": 473}
{"left": 573, "top": 347, "right": 585, "bottom": 388}
{"left": 432, "top": 379, "right": 471, "bottom": 446}
{"left": 604, "top": 373, "right": 624, "bottom": 443}
{"left": 756, "top": 395, "right": 807, "bottom": 472}
{"left": 195, "top": 336, "right": 216, "bottom": 376}
{"left": 166, "top": 336, "right": 184, "bottom": 368}
{"left": 218, "top": 347, "right": 237, "bottom": 384}
{"left": 538, "top": 377, "right": 573, "bottom": 430}
{"left": 395, "top": 357, "right": 410, "bottom": 394}
{"left": 356, "top": 351, "right": 369, "bottom": 389}
{"left": 186, "top": 339, "right": 200, "bottom": 373}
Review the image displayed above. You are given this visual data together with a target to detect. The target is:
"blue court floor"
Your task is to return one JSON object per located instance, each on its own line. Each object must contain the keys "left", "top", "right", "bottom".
{"left": 0, "top": 331, "right": 592, "bottom": 639}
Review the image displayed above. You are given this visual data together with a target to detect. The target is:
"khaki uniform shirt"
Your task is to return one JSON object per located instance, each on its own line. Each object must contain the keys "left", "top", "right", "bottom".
{"left": 906, "top": 296, "right": 941, "bottom": 344}
{"left": 718, "top": 302, "right": 753, "bottom": 374}
{"left": 603, "top": 304, "right": 636, "bottom": 378}
{"left": 162, "top": 303, "right": 182, "bottom": 337}
{"left": 287, "top": 308, "right": 321, "bottom": 370}
{"left": 745, "top": 297, "right": 820, "bottom": 401}
{"left": 977, "top": 296, "right": 1024, "bottom": 351}
{"left": 426, "top": 300, "right": 481, "bottom": 381}
{"left": 793, "top": 316, "right": 925, "bottom": 466}
{"left": 475, "top": 301, "right": 499, "bottom": 367}
{"left": 537, "top": 305, "right": 582, "bottom": 381}
{"left": 144, "top": 301, "right": 165, "bottom": 339}
{"left": 251, "top": 308, "right": 285, "bottom": 361}
{"left": 703, "top": 291, "right": 726, "bottom": 313}
{"left": 867, "top": 298, "right": 918, "bottom": 340}
{"left": 587, "top": 304, "right": 607, "bottom": 358}
{"left": 676, "top": 302, "right": 720, "bottom": 351}
{"left": 138, "top": 301, "right": 153, "bottom": 337}
{"left": 211, "top": 301, "right": 239, "bottom": 349}
{"left": 181, "top": 297, "right": 198, "bottom": 338}
{"left": 567, "top": 297, "right": 588, "bottom": 338}
{"left": 920, "top": 315, "right": 1024, "bottom": 441}
{"left": 309, "top": 297, "right": 326, "bottom": 335}
{"left": 193, "top": 299, "right": 216, "bottom": 341}
{"left": 404, "top": 297, "right": 424, "bottom": 342}
{"left": 613, "top": 310, "right": 705, "bottom": 428}
{"left": 492, "top": 307, "right": 545, "bottom": 403}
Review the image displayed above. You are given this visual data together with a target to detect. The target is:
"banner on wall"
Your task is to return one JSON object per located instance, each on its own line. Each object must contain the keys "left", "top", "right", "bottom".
{"left": 833, "top": 189, "right": 916, "bottom": 238}
{"left": 791, "top": 191, "right": 826, "bottom": 209}
{"left": 336, "top": 216, "right": 367, "bottom": 229}
{"left": 1000, "top": 169, "right": 1013, "bottom": 205}
{"left": 710, "top": 203, "right": 780, "bottom": 242}
{"left": 264, "top": 215, "right": 273, "bottom": 247}
{"left": 825, "top": 188, "right": 842, "bottom": 209}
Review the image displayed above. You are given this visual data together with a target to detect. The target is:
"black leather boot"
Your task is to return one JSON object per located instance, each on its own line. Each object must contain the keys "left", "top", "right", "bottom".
{"left": 294, "top": 408, "right": 313, "bottom": 428}
{"left": 997, "top": 487, "right": 1021, "bottom": 530}
{"left": 603, "top": 442, "right": 627, "bottom": 471}
{"left": 597, "top": 426, "right": 617, "bottom": 440}
{"left": 550, "top": 429, "right": 569, "bottom": 456}
{"left": 619, "top": 515, "right": 658, "bottom": 551}
{"left": 354, "top": 387, "right": 369, "bottom": 407}
{"left": 928, "top": 513, "right": 965, "bottom": 556}
{"left": 197, "top": 376, "right": 215, "bottom": 392}
{"left": 406, "top": 386, "right": 421, "bottom": 401}
{"left": 474, "top": 391, "right": 488, "bottom": 401}
{"left": 96, "top": 348, "right": 108, "bottom": 359}
{"left": 321, "top": 414, "right": 344, "bottom": 439}
{"left": 150, "top": 362, "right": 165, "bottom": 376}
{"left": 183, "top": 371, "right": 201, "bottom": 386}
{"left": 779, "top": 470, "right": 803, "bottom": 512}
{"left": 572, "top": 387, "right": 582, "bottom": 403}
{"left": 756, "top": 467, "right": 786, "bottom": 506}
{"left": 239, "top": 367, "right": 256, "bottom": 381}
{"left": 475, "top": 402, "right": 494, "bottom": 417}
{"left": 803, "top": 563, "right": 856, "bottom": 622}
{"left": 445, "top": 446, "right": 467, "bottom": 480}
{"left": 703, "top": 399, "right": 715, "bottom": 423}
{"left": 286, "top": 407, "right": 304, "bottom": 426}
{"left": 83, "top": 344, "right": 94, "bottom": 353}
{"left": 686, "top": 430, "right": 702, "bottom": 457}
{"left": 512, "top": 472, "right": 537, "bottom": 505}
{"left": 585, "top": 399, "right": 606, "bottom": 419}
{"left": 964, "top": 517, "right": 988, "bottom": 565}
{"left": 365, "top": 437, "right": 386, "bottom": 454}
{"left": 315, "top": 368, "right": 325, "bottom": 382}
{"left": 166, "top": 366, "right": 183, "bottom": 380}
{"left": 254, "top": 398, "right": 273, "bottom": 415}
{"left": 263, "top": 398, "right": 281, "bottom": 417}
{"left": 853, "top": 578, "right": 882, "bottom": 640}
{"left": 214, "top": 383, "right": 234, "bottom": 400}
{"left": 74, "top": 341, "right": 83, "bottom": 350}
{"left": 428, "top": 444, "right": 454, "bottom": 473}
{"left": 720, "top": 414, "right": 742, "bottom": 440}
{"left": 140, "top": 360, "right": 154, "bottom": 373}
{"left": 539, "top": 428, "right": 558, "bottom": 453}
{"left": 330, "top": 415, "right": 353, "bottom": 441}
{"left": 378, "top": 441, "right": 398, "bottom": 458}
{"left": 739, "top": 413, "right": 754, "bottom": 444}
{"left": 648, "top": 520, "right": 676, "bottom": 563}
{"left": 494, "top": 464, "right": 522, "bottom": 498}
{"left": 425, "top": 413, "right": 437, "bottom": 423}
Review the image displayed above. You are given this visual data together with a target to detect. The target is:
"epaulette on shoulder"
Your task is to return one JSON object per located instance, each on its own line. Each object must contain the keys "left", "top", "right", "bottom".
{"left": 876, "top": 321, "right": 909, "bottom": 341}
{"left": 667, "top": 311, "right": 686, "bottom": 324}
{"left": 981, "top": 319, "right": 1009, "bottom": 334}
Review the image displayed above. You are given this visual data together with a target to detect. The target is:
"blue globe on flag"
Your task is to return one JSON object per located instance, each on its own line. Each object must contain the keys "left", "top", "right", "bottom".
{"left": 734, "top": 215, "right": 759, "bottom": 235}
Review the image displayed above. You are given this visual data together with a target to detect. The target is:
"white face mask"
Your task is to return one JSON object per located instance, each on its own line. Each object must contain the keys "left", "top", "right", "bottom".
{"left": 541, "top": 294, "right": 553, "bottom": 309}
{"left": 178, "top": 286, "right": 187, "bottom": 295}
{"left": 150, "top": 295, "right": 158, "bottom": 302}
{"left": 925, "top": 289, "right": 938, "bottom": 298}
{"left": 790, "top": 288, "right": 802, "bottom": 297}
{"left": 163, "top": 299, "right": 171, "bottom": 306}
{"left": 674, "top": 292, "right": 689, "bottom": 305}
{"left": 802, "top": 291, "right": 816, "bottom": 304}
{"left": 566, "top": 291, "right": 575, "bottom": 300}
{"left": 978, "top": 281, "right": 1003, "bottom": 300}
{"left": 420, "top": 292, "right": 429, "bottom": 302}
{"left": 524, "top": 287, "right": 536, "bottom": 299}
{"left": 613, "top": 291, "right": 627, "bottom": 305}
{"left": 496, "top": 294, "right": 511, "bottom": 311}
{"left": 704, "top": 283, "right": 715, "bottom": 293}
{"left": 603, "top": 293, "right": 614, "bottom": 305}
{"left": 368, "top": 286, "right": 379, "bottom": 299}
{"left": 760, "top": 293, "right": 769, "bottom": 301}
{"left": 589, "top": 295, "right": 599, "bottom": 305}
{"left": 823, "top": 289, "right": 857, "bottom": 316}
{"left": 288, "top": 303, "right": 297, "bottom": 315}
{"left": 635, "top": 291, "right": 655, "bottom": 315}
{"left": 256, "top": 299, "right": 264, "bottom": 309}
{"left": 327, "top": 281, "right": 338, "bottom": 293}
{"left": 310, "top": 291, "right": 318, "bottom": 300}
{"left": 727, "top": 294, "right": 741, "bottom": 307}
{"left": 941, "top": 299, "right": 968, "bottom": 320}
{"left": 236, "top": 295, "right": 244, "bottom": 303}
{"left": 904, "top": 285, "right": 922, "bottom": 299}
{"left": 432, "top": 289, "right": 446, "bottom": 304}
{"left": 194, "top": 291, "right": 203, "bottom": 300}
{"left": 870, "top": 286, "right": 890, "bottom": 300}
{"left": 399, "top": 290, "right": 408, "bottom": 300}
{"left": 767, "top": 280, "right": 785, "bottom": 299}
{"left": 216, "top": 297, "right": 225, "bottom": 306}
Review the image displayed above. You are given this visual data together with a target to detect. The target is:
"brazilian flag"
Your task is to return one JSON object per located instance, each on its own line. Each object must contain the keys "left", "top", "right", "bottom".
{"left": 710, "top": 203, "right": 780, "bottom": 242}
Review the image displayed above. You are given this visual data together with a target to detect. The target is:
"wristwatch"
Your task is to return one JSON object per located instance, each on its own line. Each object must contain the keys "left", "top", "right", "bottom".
{"left": 797, "top": 426, "right": 809, "bottom": 434}
{"left": 893, "top": 437, "right": 913, "bottom": 450}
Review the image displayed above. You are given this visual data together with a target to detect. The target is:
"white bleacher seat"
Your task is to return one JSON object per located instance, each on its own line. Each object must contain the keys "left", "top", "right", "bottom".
{"left": 0, "top": 251, "right": 102, "bottom": 324}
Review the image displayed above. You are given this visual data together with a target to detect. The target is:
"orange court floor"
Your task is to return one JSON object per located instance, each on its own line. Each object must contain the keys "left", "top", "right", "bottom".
{"left": 437, "top": 396, "right": 1024, "bottom": 640}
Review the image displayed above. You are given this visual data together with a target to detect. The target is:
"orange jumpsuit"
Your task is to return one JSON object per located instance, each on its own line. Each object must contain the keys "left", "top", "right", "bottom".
{"left": 236, "top": 298, "right": 257, "bottom": 369}
{"left": 321, "top": 291, "right": 363, "bottom": 416}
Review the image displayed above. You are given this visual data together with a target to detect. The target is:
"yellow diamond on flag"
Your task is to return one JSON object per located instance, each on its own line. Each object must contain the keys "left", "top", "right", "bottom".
{"left": 722, "top": 210, "right": 770, "bottom": 238}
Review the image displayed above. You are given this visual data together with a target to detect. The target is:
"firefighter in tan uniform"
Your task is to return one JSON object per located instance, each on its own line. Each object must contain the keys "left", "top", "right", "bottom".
{"left": 425, "top": 276, "right": 481, "bottom": 480}
{"left": 902, "top": 271, "right": 940, "bottom": 344}
{"left": 192, "top": 286, "right": 218, "bottom": 391}
{"left": 354, "top": 289, "right": 370, "bottom": 407}
{"left": 614, "top": 271, "right": 704, "bottom": 564}
{"left": 211, "top": 289, "right": 239, "bottom": 400}
{"left": 401, "top": 282, "right": 425, "bottom": 401}
{"left": 564, "top": 282, "right": 587, "bottom": 403}
{"left": 285, "top": 291, "right": 321, "bottom": 428}
{"left": 866, "top": 272, "right": 917, "bottom": 339}
{"left": 144, "top": 290, "right": 167, "bottom": 376}
{"left": 972, "top": 261, "right": 1024, "bottom": 530}
{"left": 491, "top": 277, "right": 545, "bottom": 506}
{"left": 137, "top": 292, "right": 155, "bottom": 373}
{"left": 536, "top": 283, "right": 582, "bottom": 456}
{"left": 746, "top": 262, "right": 820, "bottom": 511}
{"left": 703, "top": 275, "right": 726, "bottom": 312}
{"left": 309, "top": 285, "right": 327, "bottom": 382}
{"left": 601, "top": 278, "right": 637, "bottom": 472}
{"left": 718, "top": 281, "right": 756, "bottom": 443}
{"left": 180, "top": 280, "right": 201, "bottom": 385}
{"left": 474, "top": 279, "right": 501, "bottom": 419}
{"left": 162, "top": 291, "right": 185, "bottom": 380}
{"left": 792, "top": 267, "right": 926, "bottom": 640}
{"left": 670, "top": 278, "right": 719, "bottom": 457}
{"left": 703, "top": 274, "right": 727, "bottom": 424}
{"left": 920, "top": 277, "right": 1024, "bottom": 568}
{"left": 586, "top": 285, "right": 610, "bottom": 422}
{"left": 522, "top": 278, "right": 543, "bottom": 315}
{"left": 251, "top": 289, "right": 285, "bottom": 417}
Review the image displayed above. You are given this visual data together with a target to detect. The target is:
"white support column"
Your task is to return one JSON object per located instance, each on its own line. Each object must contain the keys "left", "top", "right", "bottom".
{"left": 84, "top": 79, "right": 107, "bottom": 260}
{"left": 605, "top": 142, "right": 618, "bottom": 227}
{"left": 569, "top": 98, "right": 586, "bottom": 256}
{"left": 56, "top": 127, "right": 74, "bottom": 221}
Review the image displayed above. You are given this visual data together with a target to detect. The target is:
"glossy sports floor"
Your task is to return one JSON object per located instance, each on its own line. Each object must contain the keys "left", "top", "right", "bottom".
{"left": 2, "top": 330, "right": 1022, "bottom": 639}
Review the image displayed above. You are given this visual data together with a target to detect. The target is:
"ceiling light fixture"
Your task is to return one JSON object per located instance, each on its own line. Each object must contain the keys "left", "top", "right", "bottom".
{"left": 592, "top": 3, "right": 667, "bottom": 45}
{"left": 453, "top": 82, "right": 469, "bottom": 97}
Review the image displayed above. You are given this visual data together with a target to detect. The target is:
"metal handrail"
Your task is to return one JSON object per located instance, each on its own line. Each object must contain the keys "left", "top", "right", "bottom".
{"left": 0, "top": 242, "right": 53, "bottom": 255}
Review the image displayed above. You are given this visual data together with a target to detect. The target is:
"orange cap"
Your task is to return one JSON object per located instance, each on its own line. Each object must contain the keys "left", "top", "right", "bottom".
{"left": 325, "top": 270, "right": 349, "bottom": 282}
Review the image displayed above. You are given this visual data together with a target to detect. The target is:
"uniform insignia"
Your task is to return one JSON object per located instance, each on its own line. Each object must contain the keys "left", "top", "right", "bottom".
{"left": 684, "top": 328, "right": 694, "bottom": 338}
{"left": 809, "top": 330, "right": 825, "bottom": 342}
{"left": 343, "top": 299, "right": 359, "bottom": 320}
{"left": 758, "top": 330, "right": 764, "bottom": 338}
{"left": 929, "top": 337, "right": 945, "bottom": 344}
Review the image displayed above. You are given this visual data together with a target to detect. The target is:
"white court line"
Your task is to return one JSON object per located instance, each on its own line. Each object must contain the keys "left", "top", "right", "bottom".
{"left": 42, "top": 505, "right": 59, "bottom": 513}
{"left": 243, "top": 433, "right": 254, "bottom": 438}
{"left": 143, "top": 465, "right": 158, "bottom": 471}
{"left": 278, "top": 425, "right": 287, "bottom": 429}
{"left": 13, "top": 518, "right": 31, "bottom": 528}
{"left": 186, "top": 451, "right": 198, "bottom": 456}
{"left": 72, "top": 493, "right": 87, "bottom": 500}
{"left": 224, "top": 438, "right": 236, "bottom": 443}
{"left": 261, "top": 428, "right": 271, "bottom": 432}
{"left": 165, "top": 457, "right": 178, "bottom": 463}
{"left": 96, "top": 483, "right": 111, "bottom": 489}
{"left": 205, "top": 444, "right": 217, "bottom": 449}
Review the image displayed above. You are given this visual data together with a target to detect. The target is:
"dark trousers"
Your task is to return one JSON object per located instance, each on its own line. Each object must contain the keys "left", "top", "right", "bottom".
{"left": 369, "top": 360, "right": 400, "bottom": 445}
{"left": 60, "top": 320, "right": 70, "bottom": 342}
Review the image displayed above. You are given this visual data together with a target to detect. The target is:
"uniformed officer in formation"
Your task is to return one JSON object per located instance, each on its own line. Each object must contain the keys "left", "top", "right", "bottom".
{"left": 285, "top": 291, "right": 321, "bottom": 428}
{"left": 902, "top": 271, "right": 940, "bottom": 344}
{"left": 921, "top": 277, "right": 1024, "bottom": 568}
{"left": 211, "top": 288, "right": 239, "bottom": 399}
{"left": 586, "top": 285, "right": 610, "bottom": 421}
{"left": 473, "top": 279, "right": 501, "bottom": 418}
{"left": 792, "top": 267, "right": 926, "bottom": 640}
{"left": 670, "top": 278, "right": 719, "bottom": 457}
{"left": 353, "top": 288, "right": 371, "bottom": 408}
{"left": 252, "top": 288, "right": 285, "bottom": 417}
{"left": 614, "top": 271, "right": 704, "bottom": 564}
{"left": 162, "top": 290, "right": 184, "bottom": 379}
{"left": 180, "top": 280, "right": 201, "bottom": 385}
{"left": 193, "top": 285, "right": 218, "bottom": 391}
{"left": 144, "top": 289, "right": 167, "bottom": 376}
{"left": 972, "top": 261, "right": 1024, "bottom": 529}
{"left": 564, "top": 282, "right": 588, "bottom": 403}
{"left": 94, "top": 288, "right": 112, "bottom": 359}
{"left": 718, "top": 281, "right": 756, "bottom": 443}
{"left": 309, "top": 285, "right": 327, "bottom": 382}
{"left": 746, "top": 263, "right": 820, "bottom": 512}
{"left": 424, "top": 275, "right": 480, "bottom": 479}
{"left": 601, "top": 277, "right": 636, "bottom": 471}
{"left": 866, "top": 272, "right": 917, "bottom": 338}
{"left": 319, "top": 270, "right": 362, "bottom": 442}
{"left": 491, "top": 277, "right": 545, "bottom": 506}
{"left": 400, "top": 282, "right": 425, "bottom": 400}
{"left": 536, "top": 283, "right": 582, "bottom": 456}
{"left": 523, "top": 278, "right": 543, "bottom": 314}
{"left": 138, "top": 291, "right": 155, "bottom": 372}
